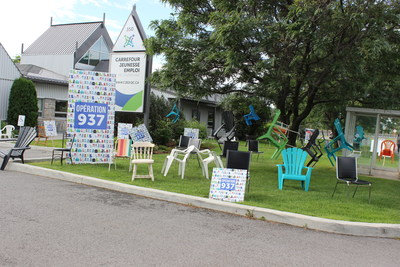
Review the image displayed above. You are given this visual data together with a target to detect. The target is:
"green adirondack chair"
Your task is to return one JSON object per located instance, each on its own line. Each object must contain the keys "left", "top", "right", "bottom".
{"left": 257, "top": 109, "right": 288, "bottom": 159}
{"left": 276, "top": 147, "right": 313, "bottom": 191}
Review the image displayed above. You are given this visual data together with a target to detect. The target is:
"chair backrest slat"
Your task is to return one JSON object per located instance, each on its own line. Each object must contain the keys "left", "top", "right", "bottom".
{"left": 132, "top": 142, "right": 154, "bottom": 160}
{"left": 282, "top": 148, "right": 308, "bottom": 175}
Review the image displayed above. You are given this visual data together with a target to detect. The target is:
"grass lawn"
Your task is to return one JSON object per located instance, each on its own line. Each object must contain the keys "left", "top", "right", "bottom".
{"left": 30, "top": 140, "right": 400, "bottom": 224}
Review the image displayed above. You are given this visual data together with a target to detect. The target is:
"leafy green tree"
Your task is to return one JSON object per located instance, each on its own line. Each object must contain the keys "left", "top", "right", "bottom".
{"left": 7, "top": 78, "right": 38, "bottom": 127}
{"left": 146, "top": 0, "right": 400, "bottom": 145}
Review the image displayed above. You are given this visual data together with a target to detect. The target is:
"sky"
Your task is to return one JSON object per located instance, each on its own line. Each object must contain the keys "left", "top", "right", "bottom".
{"left": 0, "top": 0, "right": 174, "bottom": 70}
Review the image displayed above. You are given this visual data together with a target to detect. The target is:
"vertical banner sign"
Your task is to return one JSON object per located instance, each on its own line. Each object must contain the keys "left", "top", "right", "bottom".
{"left": 209, "top": 168, "right": 248, "bottom": 202}
{"left": 111, "top": 7, "right": 147, "bottom": 113}
{"left": 110, "top": 52, "right": 146, "bottom": 112}
{"left": 67, "top": 70, "right": 116, "bottom": 164}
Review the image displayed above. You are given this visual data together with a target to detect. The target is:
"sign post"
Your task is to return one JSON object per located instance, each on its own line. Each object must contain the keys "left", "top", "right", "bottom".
{"left": 110, "top": 5, "right": 152, "bottom": 126}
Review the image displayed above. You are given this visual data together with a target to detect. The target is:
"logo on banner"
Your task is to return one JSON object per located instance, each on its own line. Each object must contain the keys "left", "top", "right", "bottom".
{"left": 74, "top": 102, "right": 108, "bottom": 130}
{"left": 124, "top": 34, "right": 135, "bottom": 48}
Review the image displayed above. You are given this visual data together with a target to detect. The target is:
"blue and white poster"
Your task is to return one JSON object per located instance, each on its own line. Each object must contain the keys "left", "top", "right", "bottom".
{"left": 209, "top": 168, "right": 248, "bottom": 202}
{"left": 67, "top": 70, "right": 116, "bottom": 164}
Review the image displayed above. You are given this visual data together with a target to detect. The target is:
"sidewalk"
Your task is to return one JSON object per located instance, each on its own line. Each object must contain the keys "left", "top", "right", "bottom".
{"left": 1, "top": 143, "right": 400, "bottom": 238}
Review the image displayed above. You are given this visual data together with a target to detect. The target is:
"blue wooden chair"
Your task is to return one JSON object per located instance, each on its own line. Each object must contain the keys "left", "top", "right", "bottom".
{"left": 243, "top": 105, "right": 260, "bottom": 126}
{"left": 166, "top": 103, "right": 180, "bottom": 123}
{"left": 324, "top": 118, "right": 354, "bottom": 166}
{"left": 276, "top": 147, "right": 313, "bottom": 191}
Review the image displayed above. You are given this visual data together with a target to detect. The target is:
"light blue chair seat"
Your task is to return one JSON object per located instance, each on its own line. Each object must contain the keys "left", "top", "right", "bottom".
{"left": 276, "top": 147, "right": 313, "bottom": 191}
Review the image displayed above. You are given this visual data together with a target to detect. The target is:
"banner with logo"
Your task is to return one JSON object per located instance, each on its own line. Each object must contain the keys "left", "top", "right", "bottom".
{"left": 67, "top": 70, "right": 116, "bottom": 164}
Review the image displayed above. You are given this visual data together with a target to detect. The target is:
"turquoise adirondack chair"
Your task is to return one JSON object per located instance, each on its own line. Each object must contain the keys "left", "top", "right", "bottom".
{"left": 324, "top": 118, "right": 354, "bottom": 166}
{"left": 276, "top": 147, "right": 313, "bottom": 191}
{"left": 257, "top": 109, "right": 288, "bottom": 159}
{"left": 166, "top": 103, "right": 180, "bottom": 123}
{"left": 353, "top": 125, "right": 366, "bottom": 150}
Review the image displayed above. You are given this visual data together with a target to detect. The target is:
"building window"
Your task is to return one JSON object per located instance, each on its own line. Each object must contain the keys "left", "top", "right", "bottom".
{"left": 37, "top": 99, "right": 43, "bottom": 117}
{"left": 75, "top": 37, "right": 110, "bottom": 70}
{"left": 55, "top": 100, "right": 67, "bottom": 118}
{"left": 208, "top": 110, "right": 214, "bottom": 128}
{"left": 192, "top": 109, "right": 200, "bottom": 121}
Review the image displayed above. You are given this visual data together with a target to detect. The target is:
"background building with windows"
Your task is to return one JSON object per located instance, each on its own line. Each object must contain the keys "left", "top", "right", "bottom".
{"left": 1, "top": 18, "right": 224, "bottom": 136}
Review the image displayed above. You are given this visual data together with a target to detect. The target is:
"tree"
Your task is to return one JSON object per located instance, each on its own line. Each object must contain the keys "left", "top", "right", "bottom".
{"left": 145, "top": 0, "right": 400, "bottom": 145}
{"left": 7, "top": 78, "right": 38, "bottom": 127}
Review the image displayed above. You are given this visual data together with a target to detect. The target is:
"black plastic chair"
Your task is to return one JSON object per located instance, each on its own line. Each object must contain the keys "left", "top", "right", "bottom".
{"left": 51, "top": 133, "right": 75, "bottom": 165}
{"left": 248, "top": 140, "right": 263, "bottom": 160}
{"left": 221, "top": 141, "right": 239, "bottom": 157}
{"left": 226, "top": 150, "right": 251, "bottom": 192}
{"left": 332, "top": 156, "right": 372, "bottom": 204}
{"left": 301, "top": 129, "right": 323, "bottom": 167}
{"left": 0, "top": 126, "right": 37, "bottom": 170}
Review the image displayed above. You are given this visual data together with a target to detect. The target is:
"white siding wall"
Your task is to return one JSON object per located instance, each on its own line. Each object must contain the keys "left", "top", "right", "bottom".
{"left": 36, "top": 82, "right": 68, "bottom": 100}
{"left": 21, "top": 54, "right": 74, "bottom": 76}
{"left": 0, "top": 44, "right": 21, "bottom": 120}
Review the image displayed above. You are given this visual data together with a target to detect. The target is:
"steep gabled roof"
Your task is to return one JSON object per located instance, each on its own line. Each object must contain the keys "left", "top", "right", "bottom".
{"left": 23, "top": 22, "right": 104, "bottom": 55}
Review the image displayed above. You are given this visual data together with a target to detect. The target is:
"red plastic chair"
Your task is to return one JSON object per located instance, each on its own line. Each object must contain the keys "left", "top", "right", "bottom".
{"left": 379, "top": 140, "right": 395, "bottom": 165}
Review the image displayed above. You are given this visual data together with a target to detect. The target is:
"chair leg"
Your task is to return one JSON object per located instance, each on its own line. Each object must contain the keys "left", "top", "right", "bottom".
{"left": 149, "top": 164, "right": 154, "bottom": 181}
{"left": 368, "top": 185, "right": 371, "bottom": 204}
{"left": 132, "top": 164, "right": 137, "bottom": 181}
{"left": 331, "top": 181, "right": 339, "bottom": 198}
{"left": 1, "top": 155, "right": 11, "bottom": 170}
{"left": 352, "top": 185, "right": 359, "bottom": 198}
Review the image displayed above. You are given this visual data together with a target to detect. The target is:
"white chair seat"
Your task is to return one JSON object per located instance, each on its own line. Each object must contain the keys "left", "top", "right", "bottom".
{"left": 132, "top": 159, "right": 154, "bottom": 164}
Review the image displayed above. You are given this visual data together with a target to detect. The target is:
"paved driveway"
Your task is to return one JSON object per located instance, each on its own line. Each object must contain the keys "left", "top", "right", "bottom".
{"left": 1, "top": 170, "right": 399, "bottom": 266}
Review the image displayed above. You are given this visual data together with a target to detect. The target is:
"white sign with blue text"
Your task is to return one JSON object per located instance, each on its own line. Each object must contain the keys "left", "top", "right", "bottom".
{"left": 209, "top": 168, "right": 247, "bottom": 202}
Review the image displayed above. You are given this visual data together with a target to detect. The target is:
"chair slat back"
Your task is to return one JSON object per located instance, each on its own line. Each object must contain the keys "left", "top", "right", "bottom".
{"left": 132, "top": 142, "right": 154, "bottom": 160}
{"left": 282, "top": 148, "right": 308, "bottom": 175}
{"left": 334, "top": 118, "right": 344, "bottom": 136}
{"left": 116, "top": 139, "right": 132, "bottom": 157}
{"left": 222, "top": 111, "right": 235, "bottom": 132}
{"left": 11, "top": 127, "right": 37, "bottom": 157}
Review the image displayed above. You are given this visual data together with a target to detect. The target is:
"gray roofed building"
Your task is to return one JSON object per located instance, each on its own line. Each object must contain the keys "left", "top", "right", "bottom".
{"left": 21, "top": 21, "right": 113, "bottom": 76}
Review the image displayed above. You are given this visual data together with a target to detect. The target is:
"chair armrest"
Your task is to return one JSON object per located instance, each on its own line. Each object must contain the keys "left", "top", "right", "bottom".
{"left": 10, "top": 147, "right": 31, "bottom": 151}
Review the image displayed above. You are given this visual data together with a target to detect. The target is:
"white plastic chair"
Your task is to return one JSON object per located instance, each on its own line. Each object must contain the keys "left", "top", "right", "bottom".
{"left": 162, "top": 145, "right": 196, "bottom": 179}
{"left": 131, "top": 142, "right": 155, "bottom": 181}
{"left": 1, "top": 125, "right": 15, "bottom": 139}
{"left": 197, "top": 149, "right": 223, "bottom": 179}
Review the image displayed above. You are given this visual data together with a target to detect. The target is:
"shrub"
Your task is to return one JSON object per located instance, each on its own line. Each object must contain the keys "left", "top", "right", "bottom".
{"left": 184, "top": 120, "right": 208, "bottom": 139}
{"left": 152, "top": 120, "right": 173, "bottom": 145}
{"left": 7, "top": 78, "right": 38, "bottom": 127}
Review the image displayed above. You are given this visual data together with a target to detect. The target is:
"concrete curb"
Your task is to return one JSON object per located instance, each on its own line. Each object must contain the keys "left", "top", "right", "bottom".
{"left": 7, "top": 162, "right": 400, "bottom": 239}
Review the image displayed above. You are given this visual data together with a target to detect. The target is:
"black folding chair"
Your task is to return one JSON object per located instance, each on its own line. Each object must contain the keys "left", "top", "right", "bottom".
{"left": 221, "top": 141, "right": 239, "bottom": 157}
{"left": 332, "top": 156, "right": 372, "bottom": 204}
{"left": 247, "top": 140, "right": 263, "bottom": 160}
{"left": 176, "top": 135, "right": 191, "bottom": 150}
{"left": 226, "top": 150, "right": 251, "bottom": 192}
{"left": 301, "top": 129, "right": 323, "bottom": 167}
{"left": 51, "top": 133, "right": 76, "bottom": 165}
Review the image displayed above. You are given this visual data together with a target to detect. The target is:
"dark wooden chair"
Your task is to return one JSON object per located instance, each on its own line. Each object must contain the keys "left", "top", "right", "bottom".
{"left": 0, "top": 126, "right": 37, "bottom": 170}
{"left": 51, "top": 133, "right": 76, "bottom": 165}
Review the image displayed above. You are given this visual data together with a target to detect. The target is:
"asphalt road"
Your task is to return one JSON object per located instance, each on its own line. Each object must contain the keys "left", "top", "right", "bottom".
{"left": 1, "top": 170, "right": 399, "bottom": 266}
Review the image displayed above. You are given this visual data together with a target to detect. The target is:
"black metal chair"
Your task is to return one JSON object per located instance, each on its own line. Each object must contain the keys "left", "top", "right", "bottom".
{"left": 176, "top": 135, "right": 191, "bottom": 150}
{"left": 51, "top": 133, "right": 75, "bottom": 165}
{"left": 212, "top": 111, "right": 236, "bottom": 149}
{"left": 221, "top": 141, "right": 239, "bottom": 157}
{"left": 0, "top": 126, "right": 37, "bottom": 170}
{"left": 301, "top": 129, "right": 323, "bottom": 167}
{"left": 247, "top": 140, "right": 263, "bottom": 160}
{"left": 332, "top": 156, "right": 372, "bottom": 204}
{"left": 226, "top": 150, "right": 251, "bottom": 192}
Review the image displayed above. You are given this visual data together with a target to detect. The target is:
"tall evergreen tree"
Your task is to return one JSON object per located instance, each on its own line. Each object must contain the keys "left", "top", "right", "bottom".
{"left": 7, "top": 78, "right": 38, "bottom": 127}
